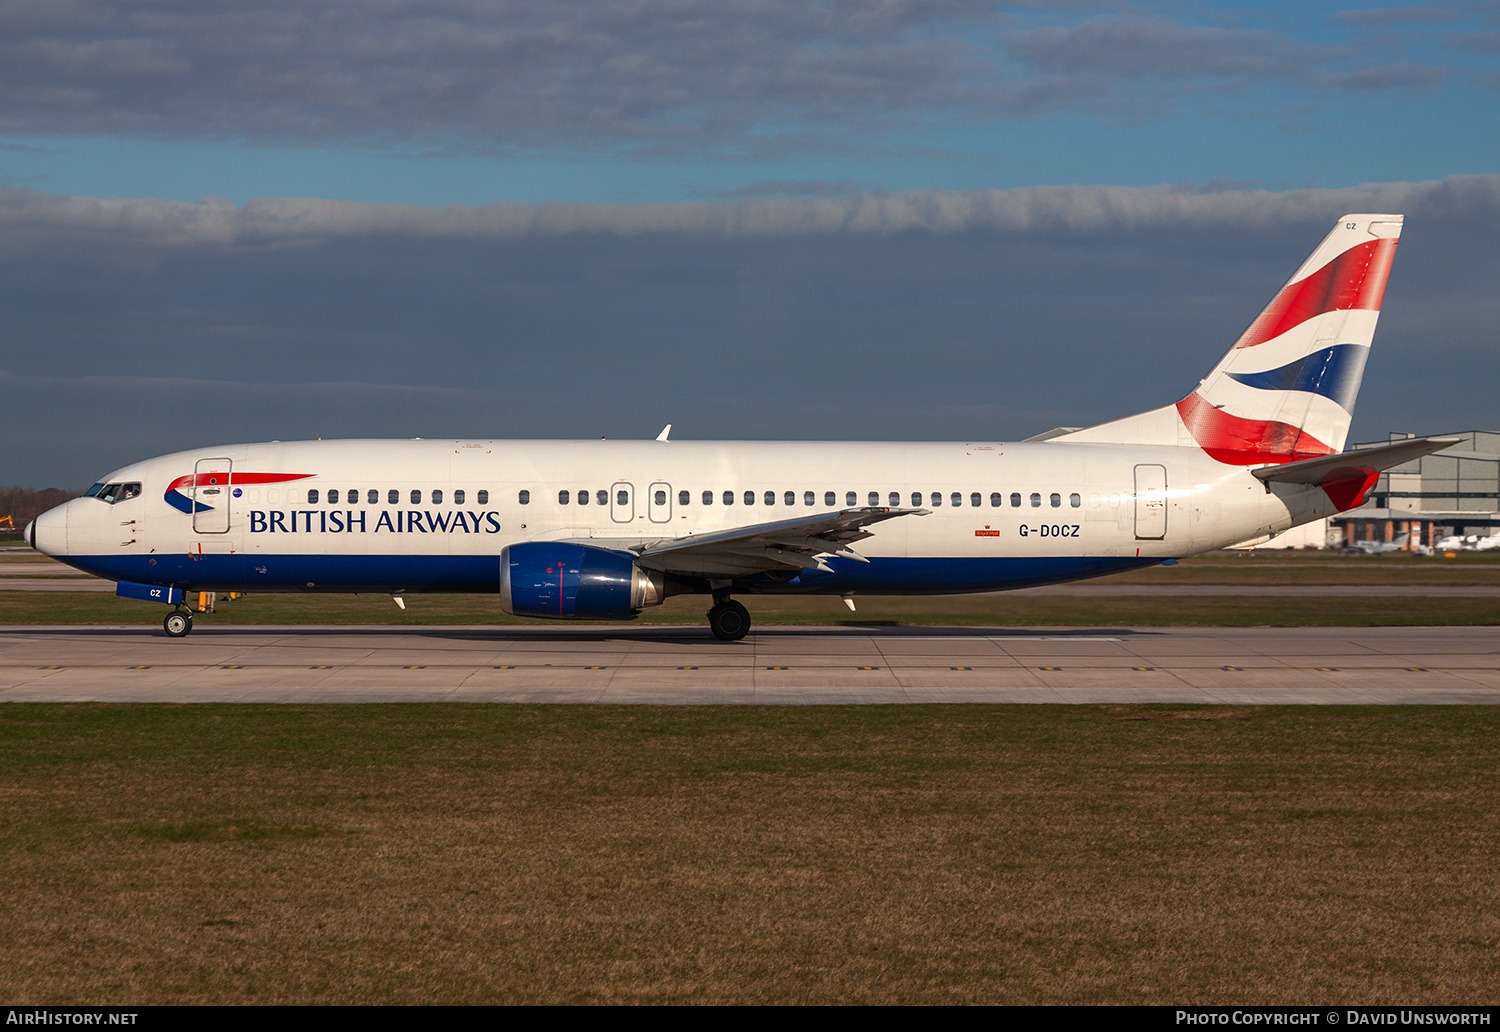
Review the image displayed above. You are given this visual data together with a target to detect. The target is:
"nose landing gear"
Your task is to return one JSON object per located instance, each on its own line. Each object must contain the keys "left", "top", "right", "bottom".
{"left": 707, "top": 598, "right": 751, "bottom": 641}
{"left": 163, "top": 608, "right": 194, "bottom": 638}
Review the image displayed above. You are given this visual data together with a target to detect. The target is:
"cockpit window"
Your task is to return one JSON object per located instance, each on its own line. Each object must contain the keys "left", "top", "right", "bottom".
{"left": 89, "top": 482, "right": 141, "bottom": 504}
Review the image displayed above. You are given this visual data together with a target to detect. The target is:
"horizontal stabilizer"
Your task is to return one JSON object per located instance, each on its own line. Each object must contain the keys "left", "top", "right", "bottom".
{"left": 1024, "top": 427, "right": 1083, "bottom": 442}
{"left": 1252, "top": 436, "right": 1460, "bottom": 485}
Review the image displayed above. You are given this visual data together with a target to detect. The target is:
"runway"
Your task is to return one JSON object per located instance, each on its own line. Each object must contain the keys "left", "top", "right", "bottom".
{"left": 2, "top": 624, "right": 1498, "bottom": 703}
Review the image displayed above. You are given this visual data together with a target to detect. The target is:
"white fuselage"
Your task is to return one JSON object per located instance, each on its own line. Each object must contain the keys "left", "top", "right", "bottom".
{"left": 33, "top": 437, "right": 1330, "bottom": 598}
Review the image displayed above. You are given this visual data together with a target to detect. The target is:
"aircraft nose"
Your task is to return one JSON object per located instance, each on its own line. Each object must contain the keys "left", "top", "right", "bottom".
{"left": 29, "top": 504, "right": 68, "bottom": 557}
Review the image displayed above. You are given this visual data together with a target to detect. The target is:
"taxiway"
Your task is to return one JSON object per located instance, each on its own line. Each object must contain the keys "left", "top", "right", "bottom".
{"left": 2, "top": 624, "right": 1498, "bottom": 703}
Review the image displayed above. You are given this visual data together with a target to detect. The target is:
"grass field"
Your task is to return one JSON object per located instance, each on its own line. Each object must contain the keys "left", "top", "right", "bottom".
{"left": 4, "top": 550, "right": 1499, "bottom": 1004}
{"left": 2, "top": 704, "right": 1496, "bottom": 1004}
{"left": 4, "top": 587, "right": 1500, "bottom": 627}
{"left": 6, "top": 549, "right": 1500, "bottom": 629}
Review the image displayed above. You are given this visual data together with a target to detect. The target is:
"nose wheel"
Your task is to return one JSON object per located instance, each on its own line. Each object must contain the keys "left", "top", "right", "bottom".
{"left": 163, "top": 608, "right": 194, "bottom": 638}
{"left": 707, "top": 599, "right": 751, "bottom": 641}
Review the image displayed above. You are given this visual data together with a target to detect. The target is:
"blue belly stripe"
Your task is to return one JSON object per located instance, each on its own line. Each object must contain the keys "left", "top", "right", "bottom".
{"left": 63, "top": 552, "right": 1159, "bottom": 599}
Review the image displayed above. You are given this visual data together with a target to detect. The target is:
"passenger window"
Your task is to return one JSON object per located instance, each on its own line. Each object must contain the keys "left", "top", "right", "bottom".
{"left": 1030, "top": 492, "right": 1041, "bottom": 508}
{"left": 764, "top": 491, "right": 775, "bottom": 506}
{"left": 518, "top": 490, "right": 530, "bottom": 505}
{"left": 868, "top": 492, "right": 879, "bottom": 506}
{"left": 680, "top": 490, "right": 690, "bottom": 506}
{"left": 657, "top": 490, "right": 668, "bottom": 506}
{"left": 1050, "top": 493, "right": 1060, "bottom": 507}
{"left": 327, "top": 489, "right": 339, "bottom": 504}
{"left": 930, "top": 492, "right": 942, "bottom": 507}
{"left": 559, "top": 490, "right": 570, "bottom": 505}
{"left": 368, "top": 489, "right": 378, "bottom": 504}
{"left": 824, "top": 492, "right": 835, "bottom": 506}
{"left": 845, "top": 492, "right": 856, "bottom": 506}
{"left": 433, "top": 489, "right": 444, "bottom": 504}
{"left": 1011, "top": 493, "right": 1021, "bottom": 507}
{"left": 889, "top": 492, "right": 900, "bottom": 506}
{"left": 911, "top": 492, "right": 922, "bottom": 507}
{"left": 704, "top": 490, "right": 714, "bottom": 505}
{"left": 577, "top": 489, "right": 589, "bottom": 506}
{"left": 389, "top": 489, "right": 399, "bottom": 504}
{"left": 971, "top": 493, "right": 981, "bottom": 507}
{"left": 1070, "top": 493, "right": 1081, "bottom": 508}
{"left": 477, "top": 490, "right": 488, "bottom": 505}
{"left": 745, "top": 490, "right": 755, "bottom": 506}
{"left": 951, "top": 492, "right": 962, "bottom": 507}
{"left": 308, "top": 489, "right": 320, "bottom": 504}
{"left": 411, "top": 489, "right": 421, "bottom": 504}
{"left": 617, "top": 489, "right": 628, "bottom": 506}
{"left": 784, "top": 491, "right": 795, "bottom": 506}
{"left": 990, "top": 492, "right": 1002, "bottom": 507}
{"left": 454, "top": 489, "right": 465, "bottom": 505}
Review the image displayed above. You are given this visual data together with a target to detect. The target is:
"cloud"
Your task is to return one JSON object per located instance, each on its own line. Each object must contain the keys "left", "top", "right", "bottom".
{"left": 1329, "top": 5, "right": 1469, "bottom": 27}
{"left": 5, "top": 175, "right": 1499, "bottom": 486}
{"left": 1445, "top": 31, "right": 1500, "bottom": 54}
{"left": 0, "top": 2, "right": 1484, "bottom": 156}
{"left": 1331, "top": 64, "right": 1446, "bottom": 89}
{"left": 1003, "top": 17, "right": 1326, "bottom": 82}
{"left": 0, "top": 0, "right": 1005, "bottom": 153}
{"left": 3, "top": 175, "right": 1498, "bottom": 252}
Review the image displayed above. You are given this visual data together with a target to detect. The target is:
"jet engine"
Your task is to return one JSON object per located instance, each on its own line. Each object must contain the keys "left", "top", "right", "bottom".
{"left": 500, "top": 542, "right": 665, "bottom": 620}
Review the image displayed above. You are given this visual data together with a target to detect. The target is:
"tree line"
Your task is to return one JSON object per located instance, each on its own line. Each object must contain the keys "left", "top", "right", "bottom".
{"left": 0, "top": 487, "right": 85, "bottom": 537}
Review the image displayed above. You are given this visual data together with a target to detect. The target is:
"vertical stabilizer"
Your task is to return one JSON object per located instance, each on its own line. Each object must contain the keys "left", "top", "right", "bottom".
{"left": 1055, "top": 214, "right": 1403, "bottom": 464}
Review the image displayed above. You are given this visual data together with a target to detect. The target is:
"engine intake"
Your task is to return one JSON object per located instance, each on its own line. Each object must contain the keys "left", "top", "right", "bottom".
{"left": 500, "top": 542, "right": 665, "bottom": 620}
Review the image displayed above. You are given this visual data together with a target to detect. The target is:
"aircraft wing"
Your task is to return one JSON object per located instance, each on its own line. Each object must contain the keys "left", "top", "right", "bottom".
{"left": 1252, "top": 436, "right": 1461, "bottom": 485}
{"left": 626, "top": 507, "right": 930, "bottom": 577}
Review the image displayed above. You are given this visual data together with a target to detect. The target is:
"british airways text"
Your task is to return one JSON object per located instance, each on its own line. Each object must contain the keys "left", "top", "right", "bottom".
{"left": 247, "top": 510, "right": 503, "bottom": 534}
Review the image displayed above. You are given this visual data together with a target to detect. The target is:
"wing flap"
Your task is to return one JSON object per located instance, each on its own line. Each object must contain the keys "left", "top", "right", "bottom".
{"left": 635, "top": 507, "right": 928, "bottom": 577}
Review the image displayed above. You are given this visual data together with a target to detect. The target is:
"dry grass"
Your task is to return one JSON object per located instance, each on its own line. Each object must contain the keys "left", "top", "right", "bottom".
{"left": 2, "top": 705, "right": 1497, "bottom": 1004}
{"left": 3, "top": 587, "right": 1499, "bottom": 628}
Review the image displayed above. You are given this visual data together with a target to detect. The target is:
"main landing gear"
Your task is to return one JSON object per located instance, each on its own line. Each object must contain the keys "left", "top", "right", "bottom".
{"left": 163, "top": 608, "right": 193, "bottom": 638}
{"left": 707, "top": 598, "right": 751, "bottom": 642}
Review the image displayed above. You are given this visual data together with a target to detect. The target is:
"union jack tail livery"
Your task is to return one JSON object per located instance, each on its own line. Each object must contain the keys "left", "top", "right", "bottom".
{"left": 1059, "top": 213, "right": 1403, "bottom": 465}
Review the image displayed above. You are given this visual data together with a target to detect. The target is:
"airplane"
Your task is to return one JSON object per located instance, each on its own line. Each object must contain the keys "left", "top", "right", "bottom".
{"left": 26, "top": 212, "right": 1460, "bottom": 640}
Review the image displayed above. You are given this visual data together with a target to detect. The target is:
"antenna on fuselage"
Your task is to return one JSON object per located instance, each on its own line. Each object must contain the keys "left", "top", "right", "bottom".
{"left": 655, "top": 424, "right": 672, "bottom": 442}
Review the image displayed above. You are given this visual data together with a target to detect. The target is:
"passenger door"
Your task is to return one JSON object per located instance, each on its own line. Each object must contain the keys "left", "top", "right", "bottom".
{"left": 1134, "top": 464, "right": 1167, "bottom": 540}
{"left": 192, "top": 457, "right": 233, "bottom": 534}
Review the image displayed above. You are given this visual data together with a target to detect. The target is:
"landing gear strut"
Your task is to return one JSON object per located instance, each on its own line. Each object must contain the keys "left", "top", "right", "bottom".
{"left": 707, "top": 599, "right": 751, "bottom": 642}
{"left": 163, "top": 608, "right": 193, "bottom": 638}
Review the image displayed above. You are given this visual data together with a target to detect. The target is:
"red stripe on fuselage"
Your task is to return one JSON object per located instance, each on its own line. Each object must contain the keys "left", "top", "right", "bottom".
{"left": 1176, "top": 392, "right": 1335, "bottom": 466}
{"left": 165, "top": 472, "right": 315, "bottom": 493}
{"left": 1233, "top": 237, "right": 1396, "bottom": 350}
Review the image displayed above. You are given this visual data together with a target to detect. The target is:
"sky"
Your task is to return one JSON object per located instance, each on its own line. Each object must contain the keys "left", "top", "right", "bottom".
{"left": 1, "top": 0, "right": 1497, "bottom": 486}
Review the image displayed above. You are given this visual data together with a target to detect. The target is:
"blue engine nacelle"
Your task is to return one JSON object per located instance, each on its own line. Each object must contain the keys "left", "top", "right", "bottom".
{"left": 500, "top": 542, "right": 666, "bottom": 620}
